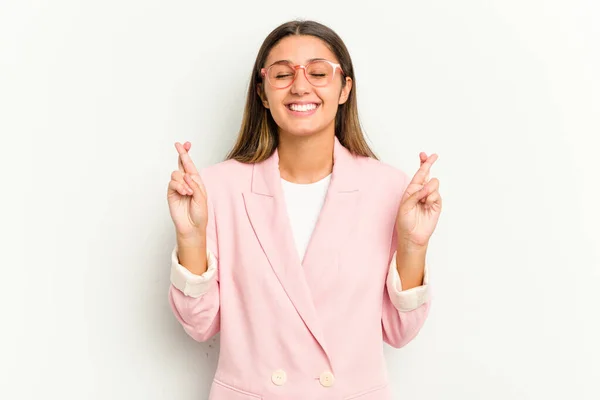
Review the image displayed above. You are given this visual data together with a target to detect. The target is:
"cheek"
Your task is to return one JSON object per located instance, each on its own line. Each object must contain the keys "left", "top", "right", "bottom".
{"left": 318, "top": 88, "right": 342, "bottom": 114}
{"left": 265, "top": 90, "right": 285, "bottom": 108}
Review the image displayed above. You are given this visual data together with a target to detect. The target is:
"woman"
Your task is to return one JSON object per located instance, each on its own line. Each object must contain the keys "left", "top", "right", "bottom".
{"left": 167, "top": 20, "right": 442, "bottom": 400}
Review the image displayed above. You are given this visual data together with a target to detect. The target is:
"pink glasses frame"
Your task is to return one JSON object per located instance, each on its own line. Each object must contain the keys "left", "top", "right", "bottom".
{"left": 260, "top": 60, "right": 345, "bottom": 89}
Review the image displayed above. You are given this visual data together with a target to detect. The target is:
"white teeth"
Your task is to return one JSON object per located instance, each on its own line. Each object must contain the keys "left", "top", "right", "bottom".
{"left": 288, "top": 103, "right": 318, "bottom": 112}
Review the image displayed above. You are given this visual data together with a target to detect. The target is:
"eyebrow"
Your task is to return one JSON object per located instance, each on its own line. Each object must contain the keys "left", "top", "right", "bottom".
{"left": 269, "top": 57, "right": 328, "bottom": 65}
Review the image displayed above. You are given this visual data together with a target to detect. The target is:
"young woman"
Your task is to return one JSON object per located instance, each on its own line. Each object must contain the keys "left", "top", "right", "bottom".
{"left": 167, "top": 20, "right": 442, "bottom": 400}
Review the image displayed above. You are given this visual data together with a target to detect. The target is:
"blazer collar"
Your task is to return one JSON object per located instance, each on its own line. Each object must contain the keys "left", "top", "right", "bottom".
{"left": 250, "top": 135, "right": 360, "bottom": 196}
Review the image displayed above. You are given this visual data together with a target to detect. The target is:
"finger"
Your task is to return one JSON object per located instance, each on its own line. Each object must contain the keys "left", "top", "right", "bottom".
{"left": 420, "top": 152, "right": 429, "bottom": 182}
{"left": 168, "top": 179, "right": 193, "bottom": 196}
{"left": 176, "top": 143, "right": 185, "bottom": 173}
{"left": 171, "top": 170, "right": 194, "bottom": 193}
{"left": 409, "top": 153, "right": 438, "bottom": 186}
{"left": 184, "top": 173, "right": 207, "bottom": 201}
{"left": 178, "top": 142, "right": 192, "bottom": 172}
{"left": 425, "top": 191, "right": 442, "bottom": 208}
{"left": 425, "top": 178, "right": 440, "bottom": 193}
{"left": 403, "top": 184, "right": 430, "bottom": 210}
{"left": 419, "top": 178, "right": 439, "bottom": 203}
{"left": 175, "top": 142, "right": 199, "bottom": 176}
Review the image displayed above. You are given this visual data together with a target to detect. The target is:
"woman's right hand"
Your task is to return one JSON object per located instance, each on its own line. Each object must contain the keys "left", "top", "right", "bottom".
{"left": 167, "top": 141, "right": 208, "bottom": 243}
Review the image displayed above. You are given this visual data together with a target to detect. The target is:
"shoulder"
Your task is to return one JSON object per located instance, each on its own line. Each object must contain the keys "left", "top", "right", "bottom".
{"left": 358, "top": 156, "right": 411, "bottom": 194}
{"left": 197, "top": 158, "right": 253, "bottom": 196}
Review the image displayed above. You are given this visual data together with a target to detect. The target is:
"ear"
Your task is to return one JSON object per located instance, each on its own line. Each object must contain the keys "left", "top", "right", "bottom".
{"left": 257, "top": 83, "right": 270, "bottom": 109}
{"left": 338, "top": 76, "right": 353, "bottom": 105}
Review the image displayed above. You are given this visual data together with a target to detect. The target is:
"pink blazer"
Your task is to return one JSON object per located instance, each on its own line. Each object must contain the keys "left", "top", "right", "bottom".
{"left": 169, "top": 136, "right": 431, "bottom": 400}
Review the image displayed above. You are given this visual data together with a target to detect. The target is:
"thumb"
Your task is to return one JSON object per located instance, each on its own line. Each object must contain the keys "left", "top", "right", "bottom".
{"left": 402, "top": 184, "right": 428, "bottom": 210}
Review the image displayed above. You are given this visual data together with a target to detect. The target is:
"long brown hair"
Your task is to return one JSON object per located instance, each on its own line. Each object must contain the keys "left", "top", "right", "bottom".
{"left": 225, "top": 20, "right": 378, "bottom": 163}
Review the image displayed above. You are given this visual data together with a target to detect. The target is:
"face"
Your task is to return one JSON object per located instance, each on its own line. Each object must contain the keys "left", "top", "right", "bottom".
{"left": 258, "top": 35, "right": 352, "bottom": 139}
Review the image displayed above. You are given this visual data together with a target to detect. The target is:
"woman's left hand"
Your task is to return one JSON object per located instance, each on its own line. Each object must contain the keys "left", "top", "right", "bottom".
{"left": 396, "top": 152, "right": 442, "bottom": 251}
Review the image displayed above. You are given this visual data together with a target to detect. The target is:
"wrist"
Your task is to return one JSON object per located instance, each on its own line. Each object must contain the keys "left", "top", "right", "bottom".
{"left": 396, "top": 242, "right": 427, "bottom": 272}
{"left": 396, "top": 228, "right": 429, "bottom": 252}
{"left": 395, "top": 245, "right": 427, "bottom": 288}
{"left": 176, "top": 231, "right": 206, "bottom": 248}
{"left": 397, "top": 240, "right": 428, "bottom": 255}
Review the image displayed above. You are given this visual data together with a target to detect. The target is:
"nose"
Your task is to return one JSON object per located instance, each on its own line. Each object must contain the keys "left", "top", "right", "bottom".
{"left": 290, "top": 66, "right": 311, "bottom": 95}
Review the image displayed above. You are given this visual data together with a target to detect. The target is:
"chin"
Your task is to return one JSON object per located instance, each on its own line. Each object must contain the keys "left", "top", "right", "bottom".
{"left": 289, "top": 128, "right": 318, "bottom": 137}
{"left": 281, "top": 126, "right": 323, "bottom": 138}
{"left": 288, "top": 121, "right": 335, "bottom": 137}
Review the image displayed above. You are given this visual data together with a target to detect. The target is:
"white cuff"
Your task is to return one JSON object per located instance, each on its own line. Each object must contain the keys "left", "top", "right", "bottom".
{"left": 386, "top": 251, "right": 430, "bottom": 312}
{"left": 169, "top": 245, "right": 217, "bottom": 298}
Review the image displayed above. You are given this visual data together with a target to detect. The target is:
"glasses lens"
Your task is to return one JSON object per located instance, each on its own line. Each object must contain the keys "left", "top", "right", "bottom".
{"left": 306, "top": 61, "right": 334, "bottom": 87}
{"left": 268, "top": 63, "right": 295, "bottom": 88}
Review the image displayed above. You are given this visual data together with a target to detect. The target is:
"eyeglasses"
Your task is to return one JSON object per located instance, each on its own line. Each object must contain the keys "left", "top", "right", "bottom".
{"left": 260, "top": 60, "right": 344, "bottom": 89}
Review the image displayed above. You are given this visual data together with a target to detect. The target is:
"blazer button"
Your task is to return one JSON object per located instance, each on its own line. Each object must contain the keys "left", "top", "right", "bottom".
{"left": 319, "top": 371, "right": 335, "bottom": 387}
{"left": 271, "top": 369, "right": 287, "bottom": 386}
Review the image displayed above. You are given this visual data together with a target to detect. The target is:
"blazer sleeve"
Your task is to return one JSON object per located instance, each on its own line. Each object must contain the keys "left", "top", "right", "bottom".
{"left": 168, "top": 190, "right": 221, "bottom": 342}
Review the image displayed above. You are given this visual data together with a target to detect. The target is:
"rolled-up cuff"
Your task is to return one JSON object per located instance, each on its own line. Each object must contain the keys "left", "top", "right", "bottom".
{"left": 386, "top": 251, "right": 431, "bottom": 312}
{"left": 169, "top": 245, "right": 217, "bottom": 298}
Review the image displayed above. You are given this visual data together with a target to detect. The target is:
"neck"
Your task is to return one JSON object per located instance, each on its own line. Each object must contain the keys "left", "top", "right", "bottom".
{"left": 277, "top": 131, "right": 334, "bottom": 184}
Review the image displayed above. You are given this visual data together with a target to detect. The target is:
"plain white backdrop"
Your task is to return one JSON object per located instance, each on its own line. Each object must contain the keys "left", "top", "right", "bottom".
{"left": 1, "top": 0, "right": 598, "bottom": 399}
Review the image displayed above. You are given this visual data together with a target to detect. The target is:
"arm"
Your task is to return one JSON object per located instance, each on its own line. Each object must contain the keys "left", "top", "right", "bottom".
{"left": 381, "top": 176, "right": 432, "bottom": 347}
{"left": 382, "top": 155, "right": 441, "bottom": 347}
{"left": 168, "top": 193, "right": 221, "bottom": 342}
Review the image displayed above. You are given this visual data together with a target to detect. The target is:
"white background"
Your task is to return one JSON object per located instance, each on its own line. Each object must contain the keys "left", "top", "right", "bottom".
{"left": 1, "top": 0, "right": 598, "bottom": 399}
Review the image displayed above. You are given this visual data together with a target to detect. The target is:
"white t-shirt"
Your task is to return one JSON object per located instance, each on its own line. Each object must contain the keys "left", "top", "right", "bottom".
{"left": 280, "top": 173, "right": 332, "bottom": 262}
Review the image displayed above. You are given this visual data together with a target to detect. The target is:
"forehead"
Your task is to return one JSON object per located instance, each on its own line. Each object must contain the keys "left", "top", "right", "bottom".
{"left": 265, "top": 35, "right": 338, "bottom": 66}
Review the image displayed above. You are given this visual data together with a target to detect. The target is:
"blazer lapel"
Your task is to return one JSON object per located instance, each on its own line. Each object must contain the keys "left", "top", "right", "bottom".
{"left": 242, "top": 136, "right": 361, "bottom": 366}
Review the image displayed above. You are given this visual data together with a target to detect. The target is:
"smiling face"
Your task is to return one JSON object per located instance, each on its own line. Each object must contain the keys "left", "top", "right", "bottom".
{"left": 258, "top": 35, "right": 353, "bottom": 139}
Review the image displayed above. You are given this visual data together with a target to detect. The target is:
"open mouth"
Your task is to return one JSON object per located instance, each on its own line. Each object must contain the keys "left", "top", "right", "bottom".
{"left": 286, "top": 103, "right": 321, "bottom": 113}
